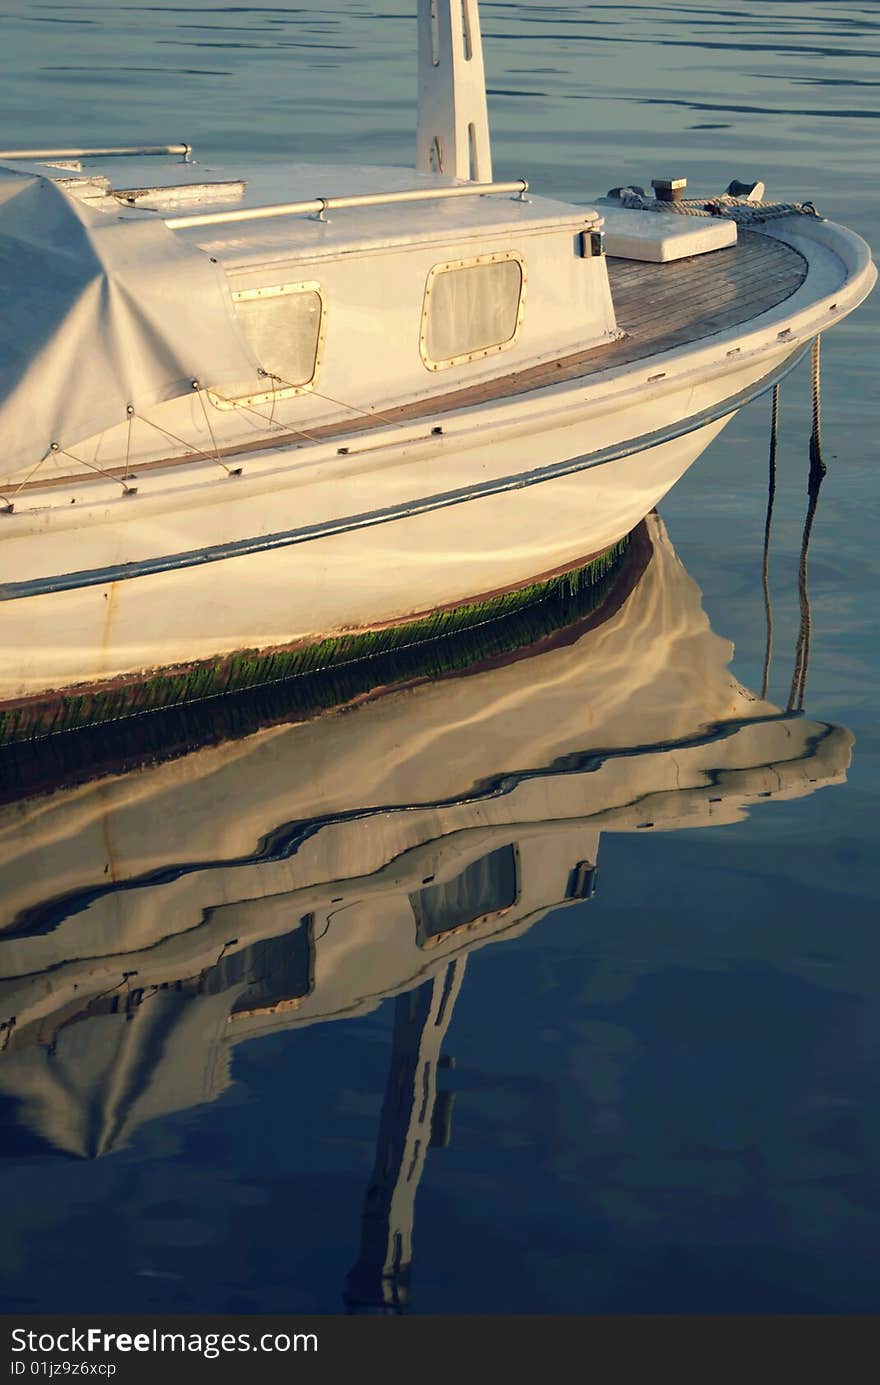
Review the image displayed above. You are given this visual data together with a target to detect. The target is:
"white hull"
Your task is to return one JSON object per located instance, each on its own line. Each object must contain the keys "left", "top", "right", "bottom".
{"left": 0, "top": 348, "right": 789, "bottom": 704}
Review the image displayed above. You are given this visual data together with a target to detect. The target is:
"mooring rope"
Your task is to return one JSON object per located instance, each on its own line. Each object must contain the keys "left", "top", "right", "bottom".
{"left": 760, "top": 384, "right": 779, "bottom": 700}
{"left": 615, "top": 191, "right": 822, "bottom": 224}
{"left": 809, "top": 333, "right": 825, "bottom": 476}
{"left": 787, "top": 336, "right": 826, "bottom": 712}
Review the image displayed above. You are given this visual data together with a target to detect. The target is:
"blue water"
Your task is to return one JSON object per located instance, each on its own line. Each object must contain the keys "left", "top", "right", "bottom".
{"left": 0, "top": 1, "right": 878, "bottom": 1314}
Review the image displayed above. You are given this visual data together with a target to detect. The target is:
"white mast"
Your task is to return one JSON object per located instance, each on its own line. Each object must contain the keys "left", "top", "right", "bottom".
{"left": 416, "top": 1, "right": 493, "bottom": 182}
{"left": 344, "top": 960, "right": 465, "bottom": 1310}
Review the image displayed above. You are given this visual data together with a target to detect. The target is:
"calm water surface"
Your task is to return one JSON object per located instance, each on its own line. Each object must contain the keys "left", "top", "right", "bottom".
{"left": 0, "top": 0, "right": 878, "bottom": 1313}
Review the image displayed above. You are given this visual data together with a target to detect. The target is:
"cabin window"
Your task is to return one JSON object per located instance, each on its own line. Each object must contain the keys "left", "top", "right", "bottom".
{"left": 210, "top": 281, "right": 325, "bottom": 408}
{"left": 228, "top": 915, "right": 316, "bottom": 1020}
{"left": 421, "top": 252, "right": 525, "bottom": 371}
{"left": 410, "top": 844, "right": 520, "bottom": 947}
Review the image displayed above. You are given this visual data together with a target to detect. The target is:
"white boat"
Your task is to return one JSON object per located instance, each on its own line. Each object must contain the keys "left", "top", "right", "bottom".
{"left": 0, "top": 1, "right": 874, "bottom": 739}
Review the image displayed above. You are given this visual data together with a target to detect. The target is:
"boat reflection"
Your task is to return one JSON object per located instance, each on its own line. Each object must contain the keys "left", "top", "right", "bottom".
{"left": 0, "top": 512, "right": 852, "bottom": 1310}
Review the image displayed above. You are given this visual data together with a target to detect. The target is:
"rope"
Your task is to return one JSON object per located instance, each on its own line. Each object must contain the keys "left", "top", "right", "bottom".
{"left": 196, "top": 390, "right": 237, "bottom": 475}
{"left": 4, "top": 373, "right": 431, "bottom": 507}
{"left": 132, "top": 410, "right": 238, "bottom": 476}
{"left": 220, "top": 391, "right": 323, "bottom": 444}
{"left": 5, "top": 447, "right": 55, "bottom": 503}
{"left": 268, "top": 370, "right": 409, "bottom": 439}
{"left": 266, "top": 371, "right": 279, "bottom": 429}
{"left": 3, "top": 437, "right": 135, "bottom": 504}
{"left": 787, "top": 336, "right": 826, "bottom": 712}
{"left": 124, "top": 405, "right": 134, "bottom": 480}
{"left": 310, "top": 386, "right": 406, "bottom": 430}
{"left": 615, "top": 191, "right": 822, "bottom": 224}
{"left": 213, "top": 374, "right": 411, "bottom": 446}
{"left": 4, "top": 440, "right": 134, "bottom": 503}
{"left": 809, "top": 334, "right": 825, "bottom": 477}
{"left": 760, "top": 384, "right": 779, "bottom": 700}
{"left": 202, "top": 391, "right": 288, "bottom": 435}
{"left": 57, "top": 445, "right": 137, "bottom": 494}
{"left": 207, "top": 375, "right": 324, "bottom": 444}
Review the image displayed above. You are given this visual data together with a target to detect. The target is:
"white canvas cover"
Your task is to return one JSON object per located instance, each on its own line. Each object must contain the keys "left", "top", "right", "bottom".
{"left": 0, "top": 163, "right": 259, "bottom": 483}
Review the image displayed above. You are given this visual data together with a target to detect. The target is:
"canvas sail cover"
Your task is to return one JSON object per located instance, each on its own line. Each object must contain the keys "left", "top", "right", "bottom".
{"left": 0, "top": 163, "right": 259, "bottom": 484}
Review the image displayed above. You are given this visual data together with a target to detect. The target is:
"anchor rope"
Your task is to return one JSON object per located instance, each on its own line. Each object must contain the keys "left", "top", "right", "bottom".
{"left": 760, "top": 384, "right": 779, "bottom": 700}
{"left": 614, "top": 191, "right": 822, "bottom": 224}
{"left": 810, "top": 332, "right": 824, "bottom": 474}
{"left": 787, "top": 336, "right": 825, "bottom": 712}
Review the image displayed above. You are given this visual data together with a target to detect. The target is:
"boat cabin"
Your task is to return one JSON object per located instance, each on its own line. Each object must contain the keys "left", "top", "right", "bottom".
{"left": 168, "top": 161, "right": 618, "bottom": 409}
{"left": 0, "top": 150, "right": 620, "bottom": 489}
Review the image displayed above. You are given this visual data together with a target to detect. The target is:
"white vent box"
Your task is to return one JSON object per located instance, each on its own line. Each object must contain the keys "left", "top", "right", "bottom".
{"left": 597, "top": 205, "right": 737, "bottom": 262}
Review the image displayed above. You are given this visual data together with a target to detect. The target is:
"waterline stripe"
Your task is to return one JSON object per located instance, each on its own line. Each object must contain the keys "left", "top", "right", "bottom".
{"left": 0, "top": 346, "right": 808, "bottom": 602}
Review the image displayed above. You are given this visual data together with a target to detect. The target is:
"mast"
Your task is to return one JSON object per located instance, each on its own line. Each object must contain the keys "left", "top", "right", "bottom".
{"left": 416, "top": 1, "right": 493, "bottom": 182}
{"left": 344, "top": 959, "right": 465, "bottom": 1312}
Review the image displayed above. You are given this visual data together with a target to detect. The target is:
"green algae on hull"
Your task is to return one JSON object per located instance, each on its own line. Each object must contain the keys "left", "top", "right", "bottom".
{"left": 0, "top": 537, "right": 630, "bottom": 750}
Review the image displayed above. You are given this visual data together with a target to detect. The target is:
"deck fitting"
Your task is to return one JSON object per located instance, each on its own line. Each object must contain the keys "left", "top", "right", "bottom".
{"left": 651, "top": 177, "right": 687, "bottom": 204}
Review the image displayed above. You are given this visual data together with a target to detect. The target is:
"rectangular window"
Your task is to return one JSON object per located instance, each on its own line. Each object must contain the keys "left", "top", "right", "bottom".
{"left": 211, "top": 281, "right": 324, "bottom": 408}
{"left": 421, "top": 253, "right": 525, "bottom": 371}
{"left": 228, "top": 915, "right": 315, "bottom": 1020}
{"left": 410, "top": 844, "right": 519, "bottom": 947}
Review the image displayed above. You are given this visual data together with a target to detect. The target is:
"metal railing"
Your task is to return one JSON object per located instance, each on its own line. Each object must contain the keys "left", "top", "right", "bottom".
{"left": 165, "top": 179, "right": 531, "bottom": 230}
{"left": 0, "top": 143, "right": 191, "bottom": 161}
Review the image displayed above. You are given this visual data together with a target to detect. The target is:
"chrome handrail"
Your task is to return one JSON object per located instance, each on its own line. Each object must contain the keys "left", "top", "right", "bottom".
{"left": 0, "top": 143, "right": 191, "bottom": 161}
{"left": 165, "top": 179, "right": 531, "bottom": 230}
